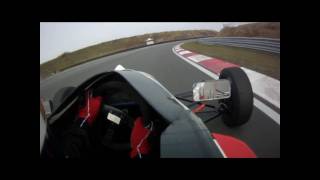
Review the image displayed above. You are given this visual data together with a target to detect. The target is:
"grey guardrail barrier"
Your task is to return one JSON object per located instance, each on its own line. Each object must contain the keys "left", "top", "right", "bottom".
{"left": 198, "top": 37, "right": 280, "bottom": 54}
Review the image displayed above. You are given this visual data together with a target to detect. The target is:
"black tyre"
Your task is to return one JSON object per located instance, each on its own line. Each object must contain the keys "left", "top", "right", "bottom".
{"left": 52, "top": 86, "right": 75, "bottom": 111}
{"left": 219, "top": 67, "right": 253, "bottom": 127}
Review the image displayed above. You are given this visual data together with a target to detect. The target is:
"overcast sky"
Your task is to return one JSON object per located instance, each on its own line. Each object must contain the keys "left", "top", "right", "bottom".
{"left": 40, "top": 22, "right": 252, "bottom": 64}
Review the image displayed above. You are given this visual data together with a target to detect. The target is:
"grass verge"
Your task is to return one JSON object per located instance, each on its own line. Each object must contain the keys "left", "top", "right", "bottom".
{"left": 181, "top": 41, "right": 280, "bottom": 80}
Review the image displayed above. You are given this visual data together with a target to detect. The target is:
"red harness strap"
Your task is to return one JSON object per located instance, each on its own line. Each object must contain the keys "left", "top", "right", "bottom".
{"left": 130, "top": 117, "right": 151, "bottom": 158}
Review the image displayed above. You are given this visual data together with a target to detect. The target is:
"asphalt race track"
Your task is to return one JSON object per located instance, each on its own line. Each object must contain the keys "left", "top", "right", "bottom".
{"left": 40, "top": 40, "right": 280, "bottom": 158}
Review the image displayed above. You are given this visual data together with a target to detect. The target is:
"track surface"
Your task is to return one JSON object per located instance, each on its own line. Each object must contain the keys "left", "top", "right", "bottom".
{"left": 40, "top": 40, "right": 280, "bottom": 157}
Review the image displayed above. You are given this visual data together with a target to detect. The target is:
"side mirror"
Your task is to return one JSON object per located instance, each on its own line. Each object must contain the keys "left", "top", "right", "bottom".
{"left": 192, "top": 79, "right": 231, "bottom": 101}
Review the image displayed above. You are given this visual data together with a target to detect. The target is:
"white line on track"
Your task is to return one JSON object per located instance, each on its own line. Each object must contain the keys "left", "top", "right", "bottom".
{"left": 172, "top": 44, "right": 280, "bottom": 125}
{"left": 253, "top": 98, "right": 280, "bottom": 125}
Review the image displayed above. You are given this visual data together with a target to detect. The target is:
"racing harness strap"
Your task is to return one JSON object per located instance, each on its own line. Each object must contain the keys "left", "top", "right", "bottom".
{"left": 130, "top": 117, "right": 152, "bottom": 158}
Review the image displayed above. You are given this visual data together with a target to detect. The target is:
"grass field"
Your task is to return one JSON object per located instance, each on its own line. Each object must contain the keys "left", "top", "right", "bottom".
{"left": 218, "top": 22, "right": 280, "bottom": 38}
{"left": 181, "top": 41, "right": 280, "bottom": 80}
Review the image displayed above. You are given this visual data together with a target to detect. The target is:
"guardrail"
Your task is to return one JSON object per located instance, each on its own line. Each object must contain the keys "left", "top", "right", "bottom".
{"left": 198, "top": 37, "right": 280, "bottom": 54}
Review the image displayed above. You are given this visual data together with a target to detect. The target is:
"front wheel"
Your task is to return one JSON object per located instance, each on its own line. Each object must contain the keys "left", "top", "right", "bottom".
{"left": 219, "top": 67, "right": 253, "bottom": 127}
